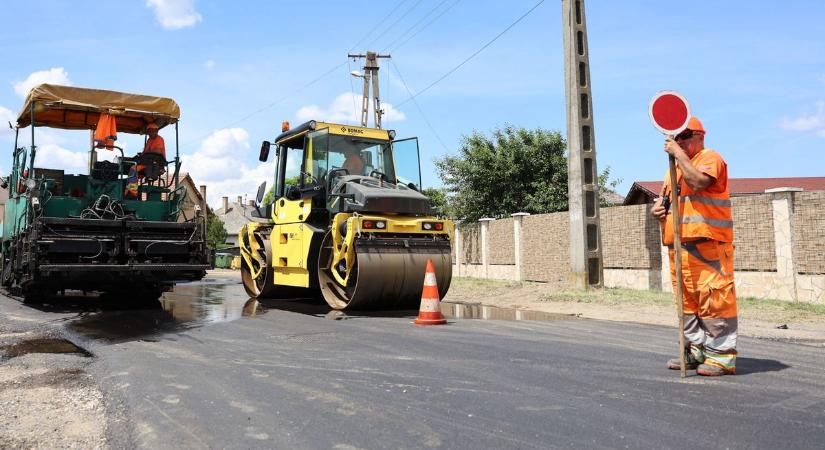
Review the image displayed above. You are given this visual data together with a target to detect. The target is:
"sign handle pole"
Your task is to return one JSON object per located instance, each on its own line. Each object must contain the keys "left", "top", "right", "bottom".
{"left": 668, "top": 153, "right": 687, "bottom": 378}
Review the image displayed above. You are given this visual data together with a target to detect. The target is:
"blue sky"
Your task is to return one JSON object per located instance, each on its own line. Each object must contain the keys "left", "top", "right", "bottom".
{"left": 1, "top": 0, "right": 823, "bottom": 207}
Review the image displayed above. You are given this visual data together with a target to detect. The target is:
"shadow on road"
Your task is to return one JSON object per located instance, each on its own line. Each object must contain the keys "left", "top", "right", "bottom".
{"left": 735, "top": 357, "right": 790, "bottom": 375}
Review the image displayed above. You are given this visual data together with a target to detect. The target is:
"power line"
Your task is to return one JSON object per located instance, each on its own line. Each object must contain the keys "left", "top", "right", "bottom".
{"left": 390, "top": 59, "right": 450, "bottom": 152}
{"left": 396, "top": 0, "right": 545, "bottom": 108}
{"left": 366, "top": 0, "right": 424, "bottom": 50}
{"left": 385, "top": 0, "right": 461, "bottom": 52}
{"left": 349, "top": 0, "right": 410, "bottom": 52}
{"left": 181, "top": 62, "right": 344, "bottom": 148}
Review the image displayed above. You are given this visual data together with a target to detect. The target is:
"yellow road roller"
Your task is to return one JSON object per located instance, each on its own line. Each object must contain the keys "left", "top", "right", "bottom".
{"left": 239, "top": 121, "right": 453, "bottom": 310}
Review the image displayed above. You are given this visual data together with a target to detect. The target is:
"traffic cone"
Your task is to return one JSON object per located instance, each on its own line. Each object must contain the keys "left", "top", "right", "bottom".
{"left": 413, "top": 259, "right": 447, "bottom": 325}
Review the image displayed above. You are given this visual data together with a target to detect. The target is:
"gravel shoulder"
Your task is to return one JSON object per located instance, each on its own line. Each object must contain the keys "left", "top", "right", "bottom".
{"left": 0, "top": 329, "right": 108, "bottom": 450}
{"left": 443, "top": 277, "right": 825, "bottom": 345}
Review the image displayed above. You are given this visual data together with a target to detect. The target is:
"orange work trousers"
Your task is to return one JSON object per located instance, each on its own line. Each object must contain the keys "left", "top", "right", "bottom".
{"left": 669, "top": 239, "right": 737, "bottom": 373}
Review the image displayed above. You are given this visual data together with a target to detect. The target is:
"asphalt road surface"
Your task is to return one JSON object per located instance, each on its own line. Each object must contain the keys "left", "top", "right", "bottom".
{"left": 2, "top": 277, "right": 825, "bottom": 449}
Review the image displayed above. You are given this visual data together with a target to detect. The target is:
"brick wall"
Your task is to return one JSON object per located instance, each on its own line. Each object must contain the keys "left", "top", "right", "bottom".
{"left": 732, "top": 195, "right": 776, "bottom": 271}
{"left": 601, "top": 203, "right": 662, "bottom": 270}
{"left": 793, "top": 191, "right": 825, "bottom": 274}
{"left": 459, "top": 223, "right": 482, "bottom": 264}
{"left": 520, "top": 212, "right": 569, "bottom": 283}
{"left": 488, "top": 218, "right": 515, "bottom": 265}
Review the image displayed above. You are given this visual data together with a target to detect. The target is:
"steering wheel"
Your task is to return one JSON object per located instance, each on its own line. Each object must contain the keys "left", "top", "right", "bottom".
{"left": 138, "top": 153, "right": 167, "bottom": 182}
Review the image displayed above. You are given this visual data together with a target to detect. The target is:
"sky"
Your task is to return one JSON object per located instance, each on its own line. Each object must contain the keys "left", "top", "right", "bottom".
{"left": 1, "top": 0, "right": 823, "bottom": 208}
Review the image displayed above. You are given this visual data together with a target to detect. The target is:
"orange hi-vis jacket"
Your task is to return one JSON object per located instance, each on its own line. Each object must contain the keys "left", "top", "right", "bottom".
{"left": 661, "top": 148, "right": 733, "bottom": 246}
{"left": 144, "top": 135, "right": 166, "bottom": 159}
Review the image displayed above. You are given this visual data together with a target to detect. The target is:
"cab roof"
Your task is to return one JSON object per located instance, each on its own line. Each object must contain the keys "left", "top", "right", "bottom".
{"left": 274, "top": 120, "right": 393, "bottom": 146}
{"left": 16, "top": 83, "right": 180, "bottom": 134}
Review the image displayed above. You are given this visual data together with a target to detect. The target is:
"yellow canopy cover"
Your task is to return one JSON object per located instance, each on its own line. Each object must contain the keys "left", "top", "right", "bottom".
{"left": 16, "top": 84, "right": 180, "bottom": 134}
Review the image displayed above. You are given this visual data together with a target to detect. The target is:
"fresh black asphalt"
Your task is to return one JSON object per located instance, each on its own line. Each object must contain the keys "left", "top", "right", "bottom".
{"left": 2, "top": 278, "right": 824, "bottom": 449}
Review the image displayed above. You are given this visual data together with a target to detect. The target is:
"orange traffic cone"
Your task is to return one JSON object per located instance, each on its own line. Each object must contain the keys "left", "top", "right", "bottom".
{"left": 413, "top": 259, "right": 447, "bottom": 325}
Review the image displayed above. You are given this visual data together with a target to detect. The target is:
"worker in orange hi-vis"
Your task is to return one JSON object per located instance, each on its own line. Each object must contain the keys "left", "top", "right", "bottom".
{"left": 126, "top": 122, "right": 166, "bottom": 198}
{"left": 342, "top": 147, "right": 365, "bottom": 175}
{"left": 650, "top": 117, "right": 737, "bottom": 376}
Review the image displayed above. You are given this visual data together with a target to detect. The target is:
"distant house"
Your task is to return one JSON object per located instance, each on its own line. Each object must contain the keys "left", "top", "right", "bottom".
{"left": 214, "top": 196, "right": 260, "bottom": 246}
{"left": 163, "top": 171, "right": 210, "bottom": 222}
{"left": 624, "top": 177, "right": 825, "bottom": 205}
{"left": 600, "top": 190, "right": 625, "bottom": 207}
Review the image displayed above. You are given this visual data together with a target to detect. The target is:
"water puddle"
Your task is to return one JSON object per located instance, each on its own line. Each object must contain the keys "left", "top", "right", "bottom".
{"left": 65, "top": 278, "right": 575, "bottom": 343}
{"left": 440, "top": 302, "right": 578, "bottom": 321}
{"left": 2, "top": 338, "right": 92, "bottom": 359}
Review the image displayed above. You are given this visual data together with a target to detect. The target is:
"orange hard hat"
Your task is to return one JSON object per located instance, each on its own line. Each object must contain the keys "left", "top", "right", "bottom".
{"left": 146, "top": 122, "right": 159, "bottom": 130}
{"left": 686, "top": 117, "right": 705, "bottom": 134}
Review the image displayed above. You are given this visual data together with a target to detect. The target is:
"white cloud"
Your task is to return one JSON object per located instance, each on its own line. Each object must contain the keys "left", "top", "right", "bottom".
{"left": 296, "top": 92, "right": 406, "bottom": 125}
{"left": 34, "top": 144, "right": 88, "bottom": 173}
{"left": 781, "top": 101, "right": 825, "bottom": 136}
{"left": 13, "top": 67, "right": 72, "bottom": 98}
{"left": 204, "top": 59, "right": 215, "bottom": 70}
{"left": 183, "top": 128, "right": 277, "bottom": 207}
{"left": 145, "top": 0, "right": 202, "bottom": 30}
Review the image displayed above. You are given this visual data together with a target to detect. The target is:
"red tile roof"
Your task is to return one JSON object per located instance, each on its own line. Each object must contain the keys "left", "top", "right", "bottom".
{"left": 625, "top": 177, "right": 825, "bottom": 205}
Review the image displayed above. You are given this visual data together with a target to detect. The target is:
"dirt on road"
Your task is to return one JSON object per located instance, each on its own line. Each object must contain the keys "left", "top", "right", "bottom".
{"left": 443, "top": 277, "right": 825, "bottom": 345}
{"left": 0, "top": 331, "right": 108, "bottom": 450}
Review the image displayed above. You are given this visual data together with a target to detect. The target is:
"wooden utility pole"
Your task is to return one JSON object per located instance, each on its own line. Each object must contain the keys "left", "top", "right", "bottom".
{"left": 562, "top": 0, "right": 603, "bottom": 288}
{"left": 348, "top": 51, "right": 391, "bottom": 129}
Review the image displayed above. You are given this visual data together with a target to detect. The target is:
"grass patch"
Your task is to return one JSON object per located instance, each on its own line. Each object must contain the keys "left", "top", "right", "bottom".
{"left": 451, "top": 277, "right": 521, "bottom": 289}
{"left": 541, "top": 288, "right": 825, "bottom": 319}
{"left": 541, "top": 288, "right": 673, "bottom": 306}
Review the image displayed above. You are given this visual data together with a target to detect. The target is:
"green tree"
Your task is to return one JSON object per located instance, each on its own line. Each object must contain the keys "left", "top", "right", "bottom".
{"left": 206, "top": 215, "right": 229, "bottom": 249}
{"left": 262, "top": 186, "right": 276, "bottom": 205}
{"left": 422, "top": 187, "right": 452, "bottom": 218}
{"left": 434, "top": 125, "right": 620, "bottom": 221}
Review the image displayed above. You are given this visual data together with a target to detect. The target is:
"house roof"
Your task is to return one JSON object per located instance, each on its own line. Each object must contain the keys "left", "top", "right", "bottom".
{"left": 164, "top": 171, "right": 208, "bottom": 202}
{"left": 600, "top": 190, "right": 625, "bottom": 206}
{"left": 215, "top": 201, "right": 258, "bottom": 234}
{"left": 624, "top": 177, "right": 825, "bottom": 205}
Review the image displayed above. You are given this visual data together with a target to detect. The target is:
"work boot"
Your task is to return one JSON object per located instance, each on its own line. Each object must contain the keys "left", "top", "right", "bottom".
{"left": 697, "top": 363, "right": 734, "bottom": 377}
{"left": 667, "top": 351, "right": 700, "bottom": 370}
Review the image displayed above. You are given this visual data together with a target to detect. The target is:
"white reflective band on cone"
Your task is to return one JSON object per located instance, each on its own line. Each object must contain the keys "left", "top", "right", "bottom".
{"left": 424, "top": 272, "right": 437, "bottom": 286}
{"left": 420, "top": 297, "right": 439, "bottom": 312}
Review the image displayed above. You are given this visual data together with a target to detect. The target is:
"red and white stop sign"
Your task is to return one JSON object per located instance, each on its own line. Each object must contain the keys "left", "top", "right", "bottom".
{"left": 649, "top": 91, "right": 691, "bottom": 135}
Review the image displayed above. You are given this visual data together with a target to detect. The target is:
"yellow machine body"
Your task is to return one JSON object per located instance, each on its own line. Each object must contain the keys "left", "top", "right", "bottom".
{"left": 240, "top": 120, "right": 453, "bottom": 310}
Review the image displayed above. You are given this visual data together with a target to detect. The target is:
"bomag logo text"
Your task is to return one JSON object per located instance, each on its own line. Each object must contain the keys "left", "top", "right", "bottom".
{"left": 340, "top": 126, "right": 364, "bottom": 135}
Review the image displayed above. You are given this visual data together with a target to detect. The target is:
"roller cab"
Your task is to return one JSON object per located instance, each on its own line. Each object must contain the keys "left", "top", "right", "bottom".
{"left": 240, "top": 121, "right": 453, "bottom": 310}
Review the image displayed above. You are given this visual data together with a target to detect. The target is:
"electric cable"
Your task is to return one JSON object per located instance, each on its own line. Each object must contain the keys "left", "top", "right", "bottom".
{"left": 389, "top": 60, "right": 450, "bottom": 152}
{"left": 366, "top": 0, "right": 425, "bottom": 50}
{"left": 349, "top": 0, "right": 410, "bottom": 52}
{"left": 396, "top": 0, "right": 545, "bottom": 108}
{"left": 383, "top": 0, "right": 457, "bottom": 52}
{"left": 181, "top": 62, "right": 345, "bottom": 148}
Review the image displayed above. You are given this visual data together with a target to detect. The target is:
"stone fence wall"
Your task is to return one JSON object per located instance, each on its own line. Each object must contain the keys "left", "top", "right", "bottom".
{"left": 453, "top": 189, "right": 824, "bottom": 303}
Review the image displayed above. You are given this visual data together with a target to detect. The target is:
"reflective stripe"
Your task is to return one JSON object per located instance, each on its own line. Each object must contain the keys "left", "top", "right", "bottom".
{"left": 681, "top": 242, "right": 723, "bottom": 273}
{"left": 681, "top": 195, "right": 731, "bottom": 207}
{"left": 683, "top": 316, "right": 705, "bottom": 346}
{"left": 680, "top": 215, "right": 733, "bottom": 228}
{"left": 705, "top": 333, "right": 737, "bottom": 352}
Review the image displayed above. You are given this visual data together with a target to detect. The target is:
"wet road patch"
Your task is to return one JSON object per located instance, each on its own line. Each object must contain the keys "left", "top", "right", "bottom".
{"left": 1, "top": 338, "right": 92, "bottom": 359}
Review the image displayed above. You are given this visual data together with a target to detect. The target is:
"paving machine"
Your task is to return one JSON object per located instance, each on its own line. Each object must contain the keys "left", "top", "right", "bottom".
{"left": 240, "top": 121, "right": 453, "bottom": 310}
{"left": 1, "top": 84, "right": 209, "bottom": 303}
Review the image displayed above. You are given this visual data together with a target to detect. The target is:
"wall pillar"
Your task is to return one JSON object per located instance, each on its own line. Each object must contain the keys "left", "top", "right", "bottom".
{"left": 511, "top": 212, "right": 530, "bottom": 282}
{"left": 766, "top": 187, "right": 801, "bottom": 300}
{"left": 479, "top": 218, "right": 496, "bottom": 279}
{"left": 454, "top": 223, "right": 463, "bottom": 277}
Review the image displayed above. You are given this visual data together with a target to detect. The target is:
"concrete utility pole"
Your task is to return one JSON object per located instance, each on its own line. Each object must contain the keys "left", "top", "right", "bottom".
{"left": 562, "top": 0, "right": 603, "bottom": 288}
{"left": 348, "top": 51, "right": 391, "bottom": 129}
